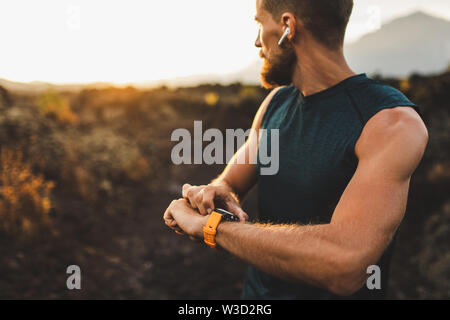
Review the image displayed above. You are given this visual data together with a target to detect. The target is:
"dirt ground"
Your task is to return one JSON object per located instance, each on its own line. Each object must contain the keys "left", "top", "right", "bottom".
{"left": 1, "top": 162, "right": 447, "bottom": 300}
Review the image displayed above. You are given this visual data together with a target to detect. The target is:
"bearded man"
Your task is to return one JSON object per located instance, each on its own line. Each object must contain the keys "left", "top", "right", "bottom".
{"left": 164, "top": 0, "right": 428, "bottom": 299}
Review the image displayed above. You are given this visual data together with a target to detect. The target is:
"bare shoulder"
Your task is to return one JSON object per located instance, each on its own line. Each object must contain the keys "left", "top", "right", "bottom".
{"left": 355, "top": 106, "right": 429, "bottom": 179}
{"left": 356, "top": 106, "right": 428, "bottom": 151}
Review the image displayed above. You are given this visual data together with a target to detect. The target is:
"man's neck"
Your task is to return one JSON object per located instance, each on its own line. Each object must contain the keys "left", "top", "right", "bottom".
{"left": 292, "top": 44, "right": 355, "bottom": 97}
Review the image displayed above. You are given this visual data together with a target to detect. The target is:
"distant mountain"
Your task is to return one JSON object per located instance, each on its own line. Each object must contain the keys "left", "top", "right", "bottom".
{"left": 207, "top": 11, "right": 450, "bottom": 85}
{"left": 0, "top": 78, "right": 113, "bottom": 93}
{"left": 137, "top": 62, "right": 265, "bottom": 88}
{"left": 224, "top": 60, "right": 263, "bottom": 85}
{"left": 345, "top": 11, "right": 450, "bottom": 77}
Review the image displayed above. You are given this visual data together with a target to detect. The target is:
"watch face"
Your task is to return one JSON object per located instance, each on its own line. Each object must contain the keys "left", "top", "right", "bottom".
{"left": 214, "top": 208, "right": 240, "bottom": 222}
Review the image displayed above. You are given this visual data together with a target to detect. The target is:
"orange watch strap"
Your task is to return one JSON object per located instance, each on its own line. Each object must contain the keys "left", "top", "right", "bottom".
{"left": 203, "top": 211, "right": 223, "bottom": 248}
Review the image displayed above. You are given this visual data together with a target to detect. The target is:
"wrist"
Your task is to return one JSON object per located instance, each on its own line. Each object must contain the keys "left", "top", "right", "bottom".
{"left": 216, "top": 220, "right": 231, "bottom": 235}
{"left": 202, "top": 209, "right": 241, "bottom": 248}
{"left": 195, "top": 215, "right": 209, "bottom": 239}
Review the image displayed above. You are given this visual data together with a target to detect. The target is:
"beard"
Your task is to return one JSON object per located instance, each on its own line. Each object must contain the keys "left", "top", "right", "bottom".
{"left": 260, "top": 45, "right": 297, "bottom": 90}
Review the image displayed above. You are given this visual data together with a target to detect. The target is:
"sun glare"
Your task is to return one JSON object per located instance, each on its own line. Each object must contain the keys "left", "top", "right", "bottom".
{"left": 0, "top": 0, "right": 259, "bottom": 84}
{"left": 0, "top": 0, "right": 449, "bottom": 84}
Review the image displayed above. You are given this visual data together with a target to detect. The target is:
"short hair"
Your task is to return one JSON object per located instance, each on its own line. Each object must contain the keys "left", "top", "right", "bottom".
{"left": 262, "top": 0, "right": 354, "bottom": 49}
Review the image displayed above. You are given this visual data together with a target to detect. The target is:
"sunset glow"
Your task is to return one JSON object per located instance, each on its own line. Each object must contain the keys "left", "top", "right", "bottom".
{"left": 0, "top": 0, "right": 449, "bottom": 84}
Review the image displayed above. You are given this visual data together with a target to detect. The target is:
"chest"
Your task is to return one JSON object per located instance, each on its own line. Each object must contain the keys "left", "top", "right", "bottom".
{"left": 258, "top": 102, "right": 358, "bottom": 196}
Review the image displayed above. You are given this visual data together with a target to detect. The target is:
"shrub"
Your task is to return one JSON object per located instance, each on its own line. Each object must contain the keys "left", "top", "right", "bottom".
{"left": 37, "top": 90, "right": 77, "bottom": 125}
{"left": 0, "top": 149, "right": 54, "bottom": 237}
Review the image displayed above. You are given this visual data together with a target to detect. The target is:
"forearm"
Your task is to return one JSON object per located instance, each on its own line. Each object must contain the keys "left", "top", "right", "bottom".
{"left": 215, "top": 221, "right": 365, "bottom": 294}
{"left": 210, "top": 177, "right": 235, "bottom": 194}
{"left": 211, "top": 145, "right": 258, "bottom": 201}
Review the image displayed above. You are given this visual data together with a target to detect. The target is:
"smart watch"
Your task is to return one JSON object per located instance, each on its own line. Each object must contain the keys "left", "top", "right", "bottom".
{"left": 203, "top": 208, "right": 239, "bottom": 249}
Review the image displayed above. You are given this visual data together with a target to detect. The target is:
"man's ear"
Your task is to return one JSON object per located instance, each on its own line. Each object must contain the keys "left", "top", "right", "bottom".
{"left": 280, "top": 13, "right": 297, "bottom": 42}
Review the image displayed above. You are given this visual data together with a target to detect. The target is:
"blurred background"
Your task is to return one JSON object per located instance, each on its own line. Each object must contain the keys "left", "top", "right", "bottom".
{"left": 0, "top": 0, "right": 448, "bottom": 299}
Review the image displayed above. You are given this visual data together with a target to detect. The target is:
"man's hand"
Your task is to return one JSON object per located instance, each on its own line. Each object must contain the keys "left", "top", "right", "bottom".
{"left": 163, "top": 198, "right": 209, "bottom": 240}
{"left": 182, "top": 183, "right": 249, "bottom": 221}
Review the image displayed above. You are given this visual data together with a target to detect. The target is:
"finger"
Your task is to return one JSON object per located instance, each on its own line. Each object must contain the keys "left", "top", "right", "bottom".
{"left": 163, "top": 207, "right": 176, "bottom": 224}
{"left": 163, "top": 200, "right": 177, "bottom": 221}
{"left": 163, "top": 203, "right": 171, "bottom": 221}
{"left": 167, "top": 219, "right": 178, "bottom": 227}
{"left": 201, "top": 187, "right": 215, "bottom": 215}
{"left": 227, "top": 201, "right": 249, "bottom": 222}
{"left": 165, "top": 219, "right": 178, "bottom": 231}
{"left": 195, "top": 190, "right": 208, "bottom": 215}
{"left": 163, "top": 209, "right": 173, "bottom": 226}
{"left": 236, "top": 208, "right": 249, "bottom": 222}
{"left": 173, "top": 225, "right": 184, "bottom": 233}
{"left": 182, "top": 184, "right": 192, "bottom": 198}
{"left": 166, "top": 217, "right": 184, "bottom": 233}
{"left": 164, "top": 212, "right": 181, "bottom": 230}
{"left": 175, "top": 230, "right": 185, "bottom": 236}
{"left": 168, "top": 221, "right": 184, "bottom": 233}
{"left": 184, "top": 186, "right": 200, "bottom": 209}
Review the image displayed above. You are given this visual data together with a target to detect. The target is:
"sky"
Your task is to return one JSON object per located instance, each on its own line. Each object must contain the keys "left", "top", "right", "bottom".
{"left": 1, "top": 0, "right": 450, "bottom": 84}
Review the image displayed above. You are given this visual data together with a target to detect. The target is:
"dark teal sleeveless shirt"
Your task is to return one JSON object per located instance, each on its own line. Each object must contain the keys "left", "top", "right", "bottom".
{"left": 243, "top": 74, "right": 420, "bottom": 300}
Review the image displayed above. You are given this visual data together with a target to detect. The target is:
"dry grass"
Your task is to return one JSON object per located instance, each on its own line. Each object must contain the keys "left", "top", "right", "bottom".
{"left": 0, "top": 149, "right": 54, "bottom": 237}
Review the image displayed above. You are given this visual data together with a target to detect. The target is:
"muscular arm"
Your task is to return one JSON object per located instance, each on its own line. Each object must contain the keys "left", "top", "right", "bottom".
{"left": 212, "top": 87, "right": 284, "bottom": 201}
{"left": 215, "top": 107, "right": 428, "bottom": 296}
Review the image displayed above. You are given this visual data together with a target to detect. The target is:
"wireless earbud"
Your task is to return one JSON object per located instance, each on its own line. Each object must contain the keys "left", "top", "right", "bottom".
{"left": 278, "top": 27, "right": 291, "bottom": 46}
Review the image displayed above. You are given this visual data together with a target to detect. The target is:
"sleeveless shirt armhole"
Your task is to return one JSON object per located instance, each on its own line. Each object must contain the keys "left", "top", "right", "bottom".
{"left": 259, "top": 86, "right": 291, "bottom": 129}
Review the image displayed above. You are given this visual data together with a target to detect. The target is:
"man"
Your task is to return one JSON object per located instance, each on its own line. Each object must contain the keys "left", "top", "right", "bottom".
{"left": 163, "top": 0, "right": 428, "bottom": 299}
